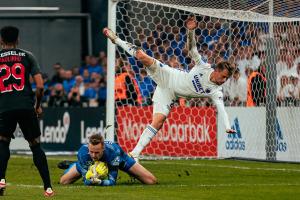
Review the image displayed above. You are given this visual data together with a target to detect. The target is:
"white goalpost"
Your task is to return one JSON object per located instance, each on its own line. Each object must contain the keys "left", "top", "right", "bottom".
{"left": 106, "top": 0, "right": 300, "bottom": 162}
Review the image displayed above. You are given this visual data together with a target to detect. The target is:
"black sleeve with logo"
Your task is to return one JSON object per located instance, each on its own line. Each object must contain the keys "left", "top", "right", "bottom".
{"left": 0, "top": 48, "right": 41, "bottom": 112}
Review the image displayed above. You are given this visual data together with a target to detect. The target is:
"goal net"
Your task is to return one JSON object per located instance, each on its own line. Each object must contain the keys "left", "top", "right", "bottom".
{"left": 108, "top": 0, "right": 300, "bottom": 162}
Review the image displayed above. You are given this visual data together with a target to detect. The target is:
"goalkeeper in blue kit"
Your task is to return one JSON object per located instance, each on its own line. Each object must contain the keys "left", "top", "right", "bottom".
{"left": 58, "top": 134, "right": 157, "bottom": 186}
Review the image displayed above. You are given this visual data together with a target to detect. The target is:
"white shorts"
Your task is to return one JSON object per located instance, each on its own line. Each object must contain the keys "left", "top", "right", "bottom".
{"left": 147, "top": 59, "right": 176, "bottom": 116}
{"left": 146, "top": 59, "right": 175, "bottom": 88}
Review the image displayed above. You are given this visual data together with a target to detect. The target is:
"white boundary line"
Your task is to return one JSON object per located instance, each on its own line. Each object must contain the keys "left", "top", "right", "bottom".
{"left": 6, "top": 183, "right": 300, "bottom": 189}
{"left": 11, "top": 155, "right": 300, "bottom": 172}
{"left": 145, "top": 161, "right": 300, "bottom": 173}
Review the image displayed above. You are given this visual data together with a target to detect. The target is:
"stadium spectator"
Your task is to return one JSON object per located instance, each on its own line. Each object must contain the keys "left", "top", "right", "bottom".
{"left": 137, "top": 69, "right": 155, "bottom": 106}
{"left": 68, "top": 86, "right": 82, "bottom": 107}
{"left": 71, "top": 66, "right": 80, "bottom": 76}
{"left": 285, "top": 74, "right": 300, "bottom": 106}
{"left": 224, "top": 68, "right": 247, "bottom": 106}
{"left": 103, "top": 16, "right": 236, "bottom": 161}
{"left": 62, "top": 70, "right": 75, "bottom": 93}
{"left": 235, "top": 46, "right": 250, "bottom": 78}
{"left": 48, "top": 83, "right": 68, "bottom": 107}
{"left": 74, "top": 75, "right": 85, "bottom": 96}
{"left": 82, "top": 69, "right": 91, "bottom": 84}
{"left": 276, "top": 50, "right": 295, "bottom": 77}
{"left": 98, "top": 77, "right": 107, "bottom": 107}
{"left": 247, "top": 65, "right": 266, "bottom": 107}
{"left": 115, "top": 60, "right": 142, "bottom": 106}
{"left": 79, "top": 55, "right": 91, "bottom": 75}
{"left": 50, "top": 62, "right": 64, "bottom": 85}
{"left": 84, "top": 79, "right": 99, "bottom": 107}
{"left": 0, "top": 26, "right": 53, "bottom": 197}
{"left": 88, "top": 55, "right": 103, "bottom": 75}
{"left": 98, "top": 51, "right": 107, "bottom": 74}
{"left": 58, "top": 134, "right": 157, "bottom": 186}
{"left": 277, "top": 75, "right": 289, "bottom": 105}
{"left": 42, "top": 73, "right": 51, "bottom": 103}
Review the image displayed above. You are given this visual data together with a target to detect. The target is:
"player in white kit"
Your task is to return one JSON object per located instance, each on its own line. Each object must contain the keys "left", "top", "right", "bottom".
{"left": 103, "top": 16, "right": 236, "bottom": 161}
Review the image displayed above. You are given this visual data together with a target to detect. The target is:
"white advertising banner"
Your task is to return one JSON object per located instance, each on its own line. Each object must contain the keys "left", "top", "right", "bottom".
{"left": 218, "top": 107, "right": 300, "bottom": 162}
{"left": 218, "top": 107, "right": 266, "bottom": 160}
{"left": 276, "top": 108, "right": 300, "bottom": 162}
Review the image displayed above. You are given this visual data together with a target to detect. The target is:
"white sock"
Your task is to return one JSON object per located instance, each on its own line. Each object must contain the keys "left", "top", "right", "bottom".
{"left": 115, "top": 38, "right": 138, "bottom": 57}
{"left": 131, "top": 125, "right": 158, "bottom": 157}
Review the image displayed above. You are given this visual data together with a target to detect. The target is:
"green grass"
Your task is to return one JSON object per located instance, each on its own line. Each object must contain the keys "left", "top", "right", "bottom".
{"left": 2, "top": 155, "right": 300, "bottom": 199}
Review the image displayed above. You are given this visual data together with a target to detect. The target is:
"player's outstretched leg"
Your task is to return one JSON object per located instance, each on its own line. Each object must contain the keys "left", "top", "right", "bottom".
{"left": 103, "top": 27, "right": 138, "bottom": 56}
{"left": 103, "top": 27, "right": 154, "bottom": 67}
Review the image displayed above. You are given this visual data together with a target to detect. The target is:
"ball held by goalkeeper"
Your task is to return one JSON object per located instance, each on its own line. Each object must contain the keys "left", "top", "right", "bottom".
{"left": 85, "top": 161, "right": 108, "bottom": 184}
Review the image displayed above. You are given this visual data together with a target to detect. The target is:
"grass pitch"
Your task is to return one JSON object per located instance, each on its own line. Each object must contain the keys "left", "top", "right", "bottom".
{"left": 2, "top": 155, "right": 300, "bottom": 199}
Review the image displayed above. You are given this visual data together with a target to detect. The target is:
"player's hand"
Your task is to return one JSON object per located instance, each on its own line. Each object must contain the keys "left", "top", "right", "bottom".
{"left": 90, "top": 177, "right": 102, "bottom": 185}
{"left": 226, "top": 129, "right": 236, "bottom": 134}
{"left": 35, "top": 105, "right": 43, "bottom": 119}
{"left": 95, "top": 162, "right": 108, "bottom": 178}
{"left": 186, "top": 16, "right": 197, "bottom": 30}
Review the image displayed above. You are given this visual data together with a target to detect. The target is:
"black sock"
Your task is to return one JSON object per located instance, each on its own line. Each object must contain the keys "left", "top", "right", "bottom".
{"left": 0, "top": 140, "right": 10, "bottom": 180}
{"left": 30, "top": 144, "right": 52, "bottom": 190}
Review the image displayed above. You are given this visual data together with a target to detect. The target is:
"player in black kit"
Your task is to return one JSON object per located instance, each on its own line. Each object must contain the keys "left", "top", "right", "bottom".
{"left": 0, "top": 26, "right": 54, "bottom": 197}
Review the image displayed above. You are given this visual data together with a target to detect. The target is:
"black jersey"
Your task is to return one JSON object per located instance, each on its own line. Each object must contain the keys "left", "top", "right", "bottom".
{"left": 0, "top": 48, "right": 41, "bottom": 112}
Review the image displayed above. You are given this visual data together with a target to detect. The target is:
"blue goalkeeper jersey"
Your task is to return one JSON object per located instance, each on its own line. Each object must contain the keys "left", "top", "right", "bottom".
{"left": 76, "top": 141, "right": 136, "bottom": 186}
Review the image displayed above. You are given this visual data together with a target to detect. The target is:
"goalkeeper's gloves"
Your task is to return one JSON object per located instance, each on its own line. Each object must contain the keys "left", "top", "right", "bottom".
{"left": 85, "top": 169, "right": 94, "bottom": 180}
{"left": 95, "top": 162, "right": 108, "bottom": 178}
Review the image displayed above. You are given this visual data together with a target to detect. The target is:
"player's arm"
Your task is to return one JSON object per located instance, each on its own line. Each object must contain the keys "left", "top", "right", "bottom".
{"left": 212, "top": 91, "right": 236, "bottom": 133}
{"left": 29, "top": 51, "right": 44, "bottom": 118}
{"left": 186, "top": 16, "right": 203, "bottom": 65}
{"left": 33, "top": 74, "right": 44, "bottom": 112}
{"left": 76, "top": 150, "right": 89, "bottom": 178}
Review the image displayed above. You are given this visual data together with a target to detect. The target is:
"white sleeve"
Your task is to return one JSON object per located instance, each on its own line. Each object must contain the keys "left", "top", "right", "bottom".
{"left": 187, "top": 29, "right": 203, "bottom": 66}
{"left": 212, "top": 91, "right": 231, "bottom": 130}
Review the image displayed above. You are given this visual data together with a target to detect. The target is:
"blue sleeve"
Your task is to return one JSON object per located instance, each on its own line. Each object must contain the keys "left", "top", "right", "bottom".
{"left": 83, "top": 178, "right": 93, "bottom": 186}
{"left": 100, "top": 167, "right": 118, "bottom": 186}
{"left": 76, "top": 150, "right": 88, "bottom": 177}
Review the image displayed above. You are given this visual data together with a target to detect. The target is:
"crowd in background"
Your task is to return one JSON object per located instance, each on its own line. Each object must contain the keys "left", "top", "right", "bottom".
{"left": 32, "top": 53, "right": 108, "bottom": 108}
{"left": 36, "top": 16, "right": 300, "bottom": 108}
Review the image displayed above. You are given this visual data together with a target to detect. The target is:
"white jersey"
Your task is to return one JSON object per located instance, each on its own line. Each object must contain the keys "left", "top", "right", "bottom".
{"left": 170, "top": 60, "right": 222, "bottom": 99}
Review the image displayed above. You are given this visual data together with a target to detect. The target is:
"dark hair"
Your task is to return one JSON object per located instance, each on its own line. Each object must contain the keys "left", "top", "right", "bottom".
{"left": 88, "top": 134, "right": 104, "bottom": 146}
{"left": 215, "top": 61, "right": 235, "bottom": 76}
{"left": 0, "top": 26, "right": 19, "bottom": 44}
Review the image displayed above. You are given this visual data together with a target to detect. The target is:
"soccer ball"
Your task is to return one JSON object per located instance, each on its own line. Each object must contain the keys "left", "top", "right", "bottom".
{"left": 85, "top": 161, "right": 108, "bottom": 180}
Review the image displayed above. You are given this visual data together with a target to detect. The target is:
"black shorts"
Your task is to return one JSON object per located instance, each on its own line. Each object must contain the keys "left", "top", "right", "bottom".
{"left": 0, "top": 109, "right": 41, "bottom": 141}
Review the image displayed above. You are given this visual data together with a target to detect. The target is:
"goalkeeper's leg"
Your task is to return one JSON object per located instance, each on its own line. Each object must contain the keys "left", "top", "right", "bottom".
{"left": 127, "top": 163, "right": 157, "bottom": 185}
{"left": 60, "top": 163, "right": 81, "bottom": 185}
